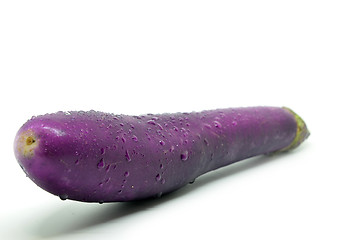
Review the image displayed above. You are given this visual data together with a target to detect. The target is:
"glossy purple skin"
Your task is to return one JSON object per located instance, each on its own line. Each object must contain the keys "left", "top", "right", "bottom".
{"left": 14, "top": 107, "right": 298, "bottom": 202}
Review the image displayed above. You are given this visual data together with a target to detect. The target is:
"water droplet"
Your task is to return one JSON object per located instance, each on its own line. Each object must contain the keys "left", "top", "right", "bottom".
{"left": 125, "top": 150, "right": 131, "bottom": 162}
{"left": 97, "top": 158, "right": 105, "bottom": 168}
{"left": 75, "top": 151, "right": 79, "bottom": 156}
{"left": 173, "top": 126, "right": 179, "bottom": 131}
{"left": 151, "top": 116, "right": 159, "bottom": 120}
{"left": 180, "top": 151, "right": 189, "bottom": 161}
{"left": 147, "top": 120, "right": 156, "bottom": 125}
{"left": 132, "top": 135, "right": 138, "bottom": 142}
{"left": 118, "top": 189, "right": 123, "bottom": 194}
{"left": 124, "top": 171, "right": 130, "bottom": 177}
{"left": 105, "top": 165, "right": 110, "bottom": 172}
{"left": 100, "top": 148, "right": 105, "bottom": 155}
{"left": 130, "top": 124, "right": 135, "bottom": 129}
{"left": 75, "top": 159, "right": 79, "bottom": 165}
{"left": 204, "top": 139, "right": 209, "bottom": 146}
{"left": 159, "top": 140, "right": 165, "bottom": 145}
{"left": 99, "top": 182, "right": 104, "bottom": 187}
{"left": 213, "top": 121, "right": 222, "bottom": 128}
{"left": 59, "top": 194, "right": 68, "bottom": 200}
{"left": 121, "top": 136, "right": 126, "bottom": 143}
{"left": 189, "top": 179, "right": 195, "bottom": 184}
{"left": 99, "top": 200, "right": 104, "bottom": 204}
{"left": 204, "top": 124, "right": 212, "bottom": 129}
{"left": 155, "top": 174, "right": 161, "bottom": 181}
{"left": 120, "top": 122, "right": 124, "bottom": 126}
{"left": 170, "top": 145, "right": 175, "bottom": 152}
{"left": 232, "top": 120, "right": 237, "bottom": 126}
{"left": 161, "top": 178, "right": 166, "bottom": 184}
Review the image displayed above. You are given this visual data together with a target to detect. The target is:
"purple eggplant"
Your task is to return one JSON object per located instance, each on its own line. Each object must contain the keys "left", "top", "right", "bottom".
{"left": 14, "top": 106, "right": 309, "bottom": 202}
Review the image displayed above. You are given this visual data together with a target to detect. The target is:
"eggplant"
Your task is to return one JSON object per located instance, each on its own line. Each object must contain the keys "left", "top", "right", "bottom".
{"left": 14, "top": 106, "right": 309, "bottom": 202}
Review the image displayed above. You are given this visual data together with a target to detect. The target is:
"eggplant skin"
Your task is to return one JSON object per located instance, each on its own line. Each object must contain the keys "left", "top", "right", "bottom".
{"left": 14, "top": 107, "right": 309, "bottom": 202}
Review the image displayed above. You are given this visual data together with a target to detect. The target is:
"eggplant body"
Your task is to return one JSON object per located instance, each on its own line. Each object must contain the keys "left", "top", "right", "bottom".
{"left": 14, "top": 106, "right": 309, "bottom": 202}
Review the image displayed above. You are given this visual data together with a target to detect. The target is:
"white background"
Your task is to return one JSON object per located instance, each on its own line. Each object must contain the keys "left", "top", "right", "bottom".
{"left": 1, "top": 1, "right": 361, "bottom": 239}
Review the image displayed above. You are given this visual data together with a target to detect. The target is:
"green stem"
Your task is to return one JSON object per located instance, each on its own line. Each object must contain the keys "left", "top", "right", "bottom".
{"left": 274, "top": 107, "right": 310, "bottom": 153}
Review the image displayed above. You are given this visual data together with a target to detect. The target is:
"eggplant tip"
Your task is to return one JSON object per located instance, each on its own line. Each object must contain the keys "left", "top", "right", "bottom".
{"left": 14, "top": 129, "right": 38, "bottom": 158}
